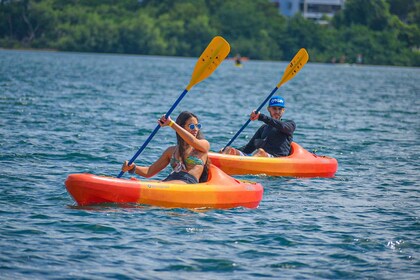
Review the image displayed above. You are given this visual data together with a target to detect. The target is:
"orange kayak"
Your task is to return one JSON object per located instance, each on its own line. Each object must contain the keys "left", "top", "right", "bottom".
{"left": 209, "top": 142, "right": 338, "bottom": 177}
{"left": 65, "top": 164, "right": 263, "bottom": 209}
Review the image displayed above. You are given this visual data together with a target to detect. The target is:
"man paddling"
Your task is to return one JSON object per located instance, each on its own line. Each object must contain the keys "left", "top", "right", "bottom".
{"left": 221, "top": 95, "right": 295, "bottom": 157}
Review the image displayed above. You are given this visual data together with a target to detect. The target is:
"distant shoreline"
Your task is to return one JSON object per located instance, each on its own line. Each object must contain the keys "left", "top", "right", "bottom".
{"left": 2, "top": 47, "right": 418, "bottom": 68}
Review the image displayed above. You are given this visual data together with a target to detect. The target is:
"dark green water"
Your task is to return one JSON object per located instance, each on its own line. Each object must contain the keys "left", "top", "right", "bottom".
{"left": 1, "top": 50, "right": 419, "bottom": 279}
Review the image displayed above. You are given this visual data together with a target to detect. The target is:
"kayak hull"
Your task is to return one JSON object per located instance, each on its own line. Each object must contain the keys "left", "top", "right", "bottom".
{"left": 209, "top": 142, "right": 338, "bottom": 177}
{"left": 65, "top": 165, "right": 263, "bottom": 209}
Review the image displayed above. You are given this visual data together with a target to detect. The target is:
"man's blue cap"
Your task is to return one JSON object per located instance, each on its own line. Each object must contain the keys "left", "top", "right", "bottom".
{"left": 268, "top": 96, "right": 285, "bottom": 108}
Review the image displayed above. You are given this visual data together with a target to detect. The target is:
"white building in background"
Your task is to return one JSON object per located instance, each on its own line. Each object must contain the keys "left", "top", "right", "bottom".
{"left": 272, "top": 0, "right": 346, "bottom": 23}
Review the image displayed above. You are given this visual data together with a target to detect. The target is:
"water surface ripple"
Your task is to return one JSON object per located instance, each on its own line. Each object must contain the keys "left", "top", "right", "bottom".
{"left": 1, "top": 50, "right": 419, "bottom": 279}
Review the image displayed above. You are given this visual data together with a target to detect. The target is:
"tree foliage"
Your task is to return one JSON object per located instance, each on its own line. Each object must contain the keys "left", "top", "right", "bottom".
{"left": 0, "top": 0, "right": 418, "bottom": 66}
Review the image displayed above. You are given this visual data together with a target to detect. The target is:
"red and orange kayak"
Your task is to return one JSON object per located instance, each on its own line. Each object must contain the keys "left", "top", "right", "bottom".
{"left": 209, "top": 142, "right": 338, "bottom": 178}
{"left": 65, "top": 164, "right": 263, "bottom": 209}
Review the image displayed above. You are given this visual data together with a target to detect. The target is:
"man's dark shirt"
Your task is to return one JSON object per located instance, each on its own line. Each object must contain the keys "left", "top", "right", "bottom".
{"left": 238, "top": 113, "right": 296, "bottom": 157}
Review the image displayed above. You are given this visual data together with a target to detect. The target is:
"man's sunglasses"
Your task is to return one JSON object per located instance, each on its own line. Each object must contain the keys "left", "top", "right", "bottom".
{"left": 188, "top": 123, "right": 202, "bottom": 130}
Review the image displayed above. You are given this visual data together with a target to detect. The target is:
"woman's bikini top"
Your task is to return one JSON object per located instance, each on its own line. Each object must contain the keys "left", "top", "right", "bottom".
{"left": 170, "top": 147, "right": 204, "bottom": 172}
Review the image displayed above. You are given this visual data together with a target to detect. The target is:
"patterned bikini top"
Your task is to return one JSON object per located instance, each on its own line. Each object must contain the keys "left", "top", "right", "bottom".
{"left": 170, "top": 147, "right": 204, "bottom": 172}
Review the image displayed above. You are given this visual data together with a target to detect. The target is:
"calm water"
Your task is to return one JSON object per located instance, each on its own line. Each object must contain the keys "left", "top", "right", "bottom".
{"left": 1, "top": 50, "right": 419, "bottom": 279}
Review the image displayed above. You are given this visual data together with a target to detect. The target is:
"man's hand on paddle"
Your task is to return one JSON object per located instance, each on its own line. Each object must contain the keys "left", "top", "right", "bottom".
{"left": 250, "top": 110, "right": 260, "bottom": 121}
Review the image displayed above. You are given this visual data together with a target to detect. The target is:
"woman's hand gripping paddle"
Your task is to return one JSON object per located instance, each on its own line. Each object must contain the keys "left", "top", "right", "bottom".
{"left": 118, "top": 36, "right": 230, "bottom": 178}
{"left": 222, "top": 48, "right": 309, "bottom": 151}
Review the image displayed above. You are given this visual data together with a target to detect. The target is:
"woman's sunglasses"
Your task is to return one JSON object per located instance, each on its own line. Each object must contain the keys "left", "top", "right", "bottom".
{"left": 188, "top": 123, "right": 202, "bottom": 130}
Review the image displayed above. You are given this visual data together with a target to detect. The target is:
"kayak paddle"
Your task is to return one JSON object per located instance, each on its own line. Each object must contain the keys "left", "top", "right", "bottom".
{"left": 222, "top": 48, "right": 309, "bottom": 150}
{"left": 118, "top": 36, "right": 230, "bottom": 178}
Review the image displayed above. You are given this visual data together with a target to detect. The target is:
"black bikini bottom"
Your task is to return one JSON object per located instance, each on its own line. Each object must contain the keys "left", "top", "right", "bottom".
{"left": 163, "top": 171, "right": 198, "bottom": 184}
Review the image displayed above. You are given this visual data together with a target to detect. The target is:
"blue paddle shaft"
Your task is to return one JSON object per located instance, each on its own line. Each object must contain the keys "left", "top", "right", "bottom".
{"left": 223, "top": 86, "right": 279, "bottom": 150}
{"left": 117, "top": 89, "right": 189, "bottom": 178}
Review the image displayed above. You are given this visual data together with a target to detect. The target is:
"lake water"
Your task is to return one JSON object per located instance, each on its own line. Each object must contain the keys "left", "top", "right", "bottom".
{"left": 1, "top": 49, "right": 419, "bottom": 279}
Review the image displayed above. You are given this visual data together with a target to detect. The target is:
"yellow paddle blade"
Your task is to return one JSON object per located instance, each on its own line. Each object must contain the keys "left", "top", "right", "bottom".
{"left": 186, "top": 36, "right": 230, "bottom": 91}
{"left": 277, "top": 48, "right": 309, "bottom": 88}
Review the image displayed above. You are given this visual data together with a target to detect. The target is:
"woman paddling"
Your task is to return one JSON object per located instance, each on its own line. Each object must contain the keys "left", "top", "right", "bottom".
{"left": 122, "top": 111, "right": 209, "bottom": 184}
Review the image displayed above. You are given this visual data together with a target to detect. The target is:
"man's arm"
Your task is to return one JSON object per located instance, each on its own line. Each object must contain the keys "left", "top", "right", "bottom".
{"left": 258, "top": 114, "right": 296, "bottom": 135}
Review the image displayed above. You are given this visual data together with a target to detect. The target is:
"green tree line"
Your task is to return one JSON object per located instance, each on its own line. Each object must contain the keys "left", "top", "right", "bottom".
{"left": 1, "top": 0, "right": 419, "bottom": 66}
